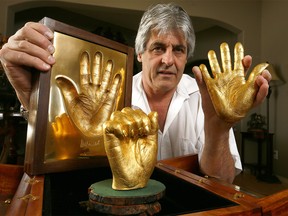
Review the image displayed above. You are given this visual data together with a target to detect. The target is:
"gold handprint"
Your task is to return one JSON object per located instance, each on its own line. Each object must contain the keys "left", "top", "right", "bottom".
{"left": 55, "top": 51, "right": 123, "bottom": 140}
{"left": 51, "top": 113, "right": 81, "bottom": 159}
{"left": 199, "top": 42, "right": 268, "bottom": 123}
{"left": 103, "top": 107, "right": 158, "bottom": 190}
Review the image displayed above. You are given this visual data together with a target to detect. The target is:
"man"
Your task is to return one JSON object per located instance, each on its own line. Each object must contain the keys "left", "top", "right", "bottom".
{"left": 0, "top": 3, "right": 271, "bottom": 183}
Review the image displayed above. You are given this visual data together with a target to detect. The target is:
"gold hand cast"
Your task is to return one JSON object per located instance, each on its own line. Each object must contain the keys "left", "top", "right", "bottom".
{"left": 51, "top": 113, "right": 81, "bottom": 159}
{"left": 55, "top": 51, "right": 123, "bottom": 139}
{"left": 103, "top": 107, "right": 158, "bottom": 190}
{"left": 199, "top": 42, "right": 268, "bottom": 123}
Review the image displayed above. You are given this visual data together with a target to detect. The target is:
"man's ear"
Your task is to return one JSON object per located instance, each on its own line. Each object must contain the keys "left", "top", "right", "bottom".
{"left": 137, "top": 54, "right": 142, "bottom": 62}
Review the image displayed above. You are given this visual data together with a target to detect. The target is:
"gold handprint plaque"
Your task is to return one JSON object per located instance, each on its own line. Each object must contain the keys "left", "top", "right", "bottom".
{"left": 24, "top": 17, "right": 134, "bottom": 175}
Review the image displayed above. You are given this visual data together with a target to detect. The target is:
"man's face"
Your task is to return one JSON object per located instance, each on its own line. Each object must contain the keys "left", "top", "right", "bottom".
{"left": 137, "top": 30, "right": 188, "bottom": 94}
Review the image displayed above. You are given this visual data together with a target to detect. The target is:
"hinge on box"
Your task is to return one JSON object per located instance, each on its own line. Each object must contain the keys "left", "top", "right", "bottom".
{"left": 24, "top": 176, "right": 40, "bottom": 185}
{"left": 18, "top": 194, "right": 39, "bottom": 202}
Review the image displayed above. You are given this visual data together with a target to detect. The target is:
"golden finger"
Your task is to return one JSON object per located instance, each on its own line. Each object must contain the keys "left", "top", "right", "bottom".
{"left": 55, "top": 75, "right": 79, "bottom": 106}
{"left": 98, "top": 73, "right": 122, "bottom": 121}
{"left": 120, "top": 107, "right": 139, "bottom": 136}
{"left": 111, "top": 108, "right": 136, "bottom": 137}
{"left": 122, "top": 108, "right": 146, "bottom": 136}
{"left": 99, "top": 60, "right": 113, "bottom": 95}
{"left": 148, "top": 111, "right": 159, "bottom": 133}
{"left": 105, "top": 72, "right": 122, "bottom": 103}
{"left": 91, "top": 52, "right": 102, "bottom": 85}
{"left": 60, "top": 113, "right": 72, "bottom": 132}
{"left": 104, "top": 117, "right": 128, "bottom": 138}
{"left": 55, "top": 115, "right": 63, "bottom": 131}
{"left": 220, "top": 42, "right": 232, "bottom": 73}
{"left": 247, "top": 63, "right": 269, "bottom": 83}
{"left": 199, "top": 64, "right": 212, "bottom": 82}
{"left": 79, "top": 51, "right": 90, "bottom": 85}
{"left": 51, "top": 122, "right": 58, "bottom": 134}
{"left": 208, "top": 50, "right": 221, "bottom": 77}
{"left": 134, "top": 109, "right": 151, "bottom": 136}
{"left": 52, "top": 115, "right": 62, "bottom": 137}
{"left": 233, "top": 42, "right": 244, "bottom": 75}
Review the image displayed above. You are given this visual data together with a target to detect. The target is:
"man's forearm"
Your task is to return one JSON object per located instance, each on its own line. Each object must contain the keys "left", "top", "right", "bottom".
{"left": 200, "top": 131, "right": 236, "bottom": 183}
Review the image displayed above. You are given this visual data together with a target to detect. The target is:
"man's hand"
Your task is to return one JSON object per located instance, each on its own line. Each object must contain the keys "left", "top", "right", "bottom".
{"left": 199, "top": 42, "right": 268, "bottom": 123}
{"left": 103, "top": 107, "right": 158, "bottom": 190}
{"left": 55, "top": 51, "right": 123, "bottom": 139}
{"left": 0, "top": 22, "right": 55, "bottom": 109}
{"left": 51, "top": 113, "right": 81, "bottom": 159}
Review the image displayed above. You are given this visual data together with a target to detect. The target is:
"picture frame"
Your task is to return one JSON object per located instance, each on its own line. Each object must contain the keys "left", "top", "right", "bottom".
{"left": 24, "top": 17, "right": 134, "bottom": 175}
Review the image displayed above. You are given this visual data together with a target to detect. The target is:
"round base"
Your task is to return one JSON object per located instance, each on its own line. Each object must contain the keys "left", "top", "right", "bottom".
{"left": 88, "top": 179, "right": 165, "bottom": 215}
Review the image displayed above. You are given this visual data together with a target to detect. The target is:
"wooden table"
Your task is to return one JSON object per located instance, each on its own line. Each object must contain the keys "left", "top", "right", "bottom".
{"left": 241, "top": 131, "right": 280, "bottom": 183}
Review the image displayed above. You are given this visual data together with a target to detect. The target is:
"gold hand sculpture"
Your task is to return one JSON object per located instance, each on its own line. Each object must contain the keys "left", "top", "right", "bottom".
{"left": 51, "top": 113, "right": 81, "bottom": 159}
{"left": 199, "top": 42, "right": 268, "bottom": 123}
{"left": 103, "top": 107, "right": 158, "bottom": 190}
{"left": 55, "top": 51, "right": 123, "bottom": 139}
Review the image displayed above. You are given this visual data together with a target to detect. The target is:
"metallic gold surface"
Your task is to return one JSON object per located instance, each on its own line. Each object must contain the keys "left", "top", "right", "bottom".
{"left": 199, "top": 42, "right": 268, "bottom": 123}
{"left": 51, "top": 113, "right": 81, "bottom": 159}
{"left": 44, "top": 32, "right": 127, "bottom": 160}
{"left": 103, "top": 107, "right": 159, "bottom": 190}
{"left": 55, "top": 52, "right": 122, "bottom": 139}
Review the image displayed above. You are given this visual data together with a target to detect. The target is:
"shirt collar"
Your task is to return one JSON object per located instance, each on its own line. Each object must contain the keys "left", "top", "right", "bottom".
{"left": 176, "top": 74, "right": 199, "bottom": 98}
{"left": 133, "top": 72, "right": 199, "bottom": 102}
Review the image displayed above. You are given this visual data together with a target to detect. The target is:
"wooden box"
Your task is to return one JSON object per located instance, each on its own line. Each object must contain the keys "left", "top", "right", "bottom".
{"left": 6, "top": 155, "right": 288, "bottom": 215}
{"left": 0, "top": 164, "right": 23, "bottom": 216}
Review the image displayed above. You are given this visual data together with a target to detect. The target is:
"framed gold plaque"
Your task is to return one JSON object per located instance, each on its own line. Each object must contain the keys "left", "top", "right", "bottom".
{"left": 24, "top": 17, "right": 134, "bottom": 175}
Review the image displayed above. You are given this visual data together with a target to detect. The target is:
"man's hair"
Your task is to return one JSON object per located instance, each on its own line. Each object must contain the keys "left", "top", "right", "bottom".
{"left": 135, "top": 3, "right": 196, "bottom": 58}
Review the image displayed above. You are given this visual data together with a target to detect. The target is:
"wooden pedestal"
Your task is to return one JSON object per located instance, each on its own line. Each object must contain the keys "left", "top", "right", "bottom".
{"left": 87, "top": 179, "right": 165, "bottom": 215}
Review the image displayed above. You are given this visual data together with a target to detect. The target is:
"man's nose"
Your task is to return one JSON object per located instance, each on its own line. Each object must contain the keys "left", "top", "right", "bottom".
{"left": 161, "top": 49, "right": 174, "bottom": 67}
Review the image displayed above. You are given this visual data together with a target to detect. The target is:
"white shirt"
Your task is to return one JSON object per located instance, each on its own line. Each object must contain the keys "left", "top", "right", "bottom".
{"left": 132, "top": 72, "right": 242, "bottom": 172}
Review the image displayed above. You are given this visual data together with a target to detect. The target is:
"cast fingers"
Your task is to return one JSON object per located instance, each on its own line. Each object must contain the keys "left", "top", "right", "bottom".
{"left": 81, "top": 51, "right": 113, "bottom": 94}
{"left": 104, "top": 107, "right": 158, "bottom": 138}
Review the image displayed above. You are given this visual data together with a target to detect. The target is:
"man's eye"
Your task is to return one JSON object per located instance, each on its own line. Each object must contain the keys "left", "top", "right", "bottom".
{"left": 153, "top": 47, "right": 165, "bottom": 53}
{"left": 174, "top": 47, "right": 185, "bottom": 53}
